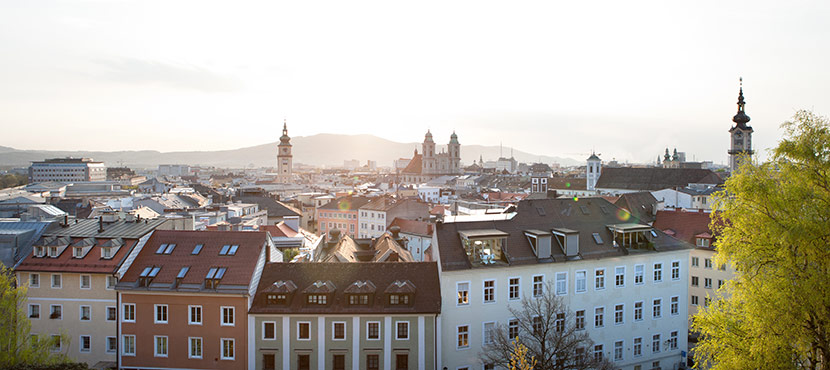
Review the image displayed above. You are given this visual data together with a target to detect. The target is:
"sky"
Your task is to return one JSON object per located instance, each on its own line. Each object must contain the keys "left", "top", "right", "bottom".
{"left": 1, "top": 0, "right": 828, "bottom": 165}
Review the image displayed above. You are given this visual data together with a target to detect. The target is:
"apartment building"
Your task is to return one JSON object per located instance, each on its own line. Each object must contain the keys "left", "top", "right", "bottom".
{"left": 116, "top": 230, "right": 280, "bottom": 370}
{"left": 29, "top": 157, "right": 107, "bottom": 183}
{"left": 358, "top": 197, "right": 429, "bottom": 239}
{"left": 248, "top": 262, "right": 441, "bottom": 370}
{"left": 435, "top": 198, "right": 692, "bottom": 370}
{"left": 317, "top": 196, "right": 370, "bottom": 238}
{"left": 14, "top": 217, "right": 171, "bottom": 367}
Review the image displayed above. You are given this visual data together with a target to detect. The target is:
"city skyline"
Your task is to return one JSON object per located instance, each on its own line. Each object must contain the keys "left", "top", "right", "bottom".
{"left": 2, "top": 1, "right": 829, "bottom": 164}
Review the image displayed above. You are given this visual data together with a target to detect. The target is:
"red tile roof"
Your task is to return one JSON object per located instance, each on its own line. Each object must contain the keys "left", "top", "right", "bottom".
{"left": 119, "top": 230, "right": 267, "bottom": 289}
{"left": 401, "top": 153, "right": 423, "bottom": 175}
{"left": 259, "top": 222, "right": 298, "bottom": 237}
{"left": 652, "top": 209, "right": 717, "bottom": 246}
{"left": 389, "top": 218, "right": 433, "bottom": 237}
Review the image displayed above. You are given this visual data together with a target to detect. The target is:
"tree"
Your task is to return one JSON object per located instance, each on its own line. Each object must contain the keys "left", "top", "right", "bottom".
{"left": 693, "top": 110, "right": 830, "bottom": 370}
{"left": 479, "top": 282, "right": 614, "bottom": 370}
{"left": 0, "top": 266, "right": 71, "bottom": 367}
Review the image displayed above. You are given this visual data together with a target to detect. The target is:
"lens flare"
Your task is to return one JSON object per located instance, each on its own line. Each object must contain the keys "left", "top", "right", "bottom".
{"left": 616, "top": 209, "right": 631, "bottom": 221}
{"left": 565, "top": 182, "right": 571, "bottom": 188}
{"left": 338, "top": 200, "right": 351, "bottom": 211}
{"left": 573, "top": 196, "right": 579, "bottom": 202}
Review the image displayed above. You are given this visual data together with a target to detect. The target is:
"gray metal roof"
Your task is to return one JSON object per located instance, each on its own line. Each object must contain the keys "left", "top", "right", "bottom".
{"left": 44, "top": 218, "right": 168, "bottom": 239}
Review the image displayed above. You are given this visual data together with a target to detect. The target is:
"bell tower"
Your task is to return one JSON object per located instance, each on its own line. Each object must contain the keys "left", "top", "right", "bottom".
{"left": 277, "top": 119, "right": 293, "bottom": 183}
{"left": 728, "top": 78, "right": 754, "bottom": 172}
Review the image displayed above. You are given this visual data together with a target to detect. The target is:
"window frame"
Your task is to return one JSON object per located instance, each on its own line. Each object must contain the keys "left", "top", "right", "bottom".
{"left": 297, "top": 321, "right": 311, "bottom": 341}
{"left": 614, "top": 266, "right": 625, "bottom": 288}
{"left": 79, "top": 305, "right": 91, "bottom": 321}
{"left": 614, "top": 303, "right": 624, "bottom": 325}
{"left": 671, "top": 260, "right": 681, "bottom": 280}
{"left": 154, "top": 335, "right": 168, "bottom": 357}
{"left": 482, "top": 279, "right": 496, "bottom": 304}
{"left": 653, "top": 262, "right": 663, "bottom": 283}
{"left": 49, "top": 304, "right": 62, "bottom": 320}
{"left": 366, "top": 321, "right": 381, "bottom": 341}
{"left": 634, "top": 301, "right": 643, "bottom": 321}
{"left": 79, "top": 274, "right": 91, "bottom": 290}
{"left": 154, "top": 304, "right": 168, "bottom": 324}
{"left": 189, "top": 337, "right": 203, "bottom": 359}
{"left": 106, "top": 306, "right": 116, "bottom": 321}
{"left": 29, "top": 303, "right": 40, "bottom": 319}
{"left": 263, "top": 321, "right": 277, "bottom": 341}
{"left": 508, "top": 277, "right": 521, "bottom": 300}
{"left": 189, "top": 305, "right": 203, "bottom": 325}
{"left": 594, "top": 306, "right": 604, "bottom": 328}
{"left": 332, "top": 321, "right": 347, "bottom": 341}
{"left": 575, "top": 270, "right": 587, "bottom": 293}
{"left": 221, "top": 306, "right": 235, "bottom": 326}
{"left": 106, "top": 336, "right": 117, "bottom": 353}
{"left": 51, "top": 273, "right": 61, "bottom": 289}
{"left": 555, "top": 272, "right": 568, "bottom": 296}
{"left": 634, "top": 264, "right": 644, "bottom": 285}
{"left": 220, "top": 338, "right": 235, "bottom": 360}
{"left": 123, "top": 303, "right": 135, "bottom": 323}
{"left": 456, "top": 281, "right": 470, "bottom": 306}
{"left": 396, "top": 321, "right": 410, "bottom": 340}
{"left": 532, "top": 274, "right": 544, "bottom": 297}
{"left": 456, "top": 325, "right": 470, "bottom": 350}
{"left": 29, "top": 273, "right": 40, "bottom": 288}
{"left": 79, "top": 335, "right": 91, "bottom": 353}
{"left": 594, "top": 268, "right": 605, "bottom": 290}
{"left": 122, "top": 335, "right": 136, "bottom": 356}
{"left": 652, "top": 298, "right": 662, "bottom": 319}
{"left": 670, "top": 296, "right": 679, "bottom": 315}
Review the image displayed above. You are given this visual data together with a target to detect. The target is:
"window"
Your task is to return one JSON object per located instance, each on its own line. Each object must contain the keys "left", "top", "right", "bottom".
{"left": 396, "top": 321, "right": 409, "bottom": 340}
{"left": 334, "top": 354, "right": 346, "bottom": 370}
{"left": 298, "top": 322, "right": 311, "bottom": 340}
{"left": 697, "top": 238, "right": 710, "bottom": 247}
{"left": 652, "top": 334, "right": 661, "bottom": 353}
{"left": 653, "top": 263, "right": 663, "bottom": 282}
{"left": 395, "top": 354, "right": 408, "bottom": 370}
{"left": 508, "top": 319, "right": 519, "bottom": 339}
{"left": 29, "top": 273, "right": 39, "bottom": 288}
{"left": 367, "top": 354, "right": 380, "bottom": 370}
{"left": 348, "top": 294, "right": 369, "bottom": 305}
{"left": 575, "top": 310, "right": 585, "bottom": 330}
{"left": 80, "top": 275, "right": 91, "bottom": 289}
{"left": 219, "top": 244, "right": 239, "bottom": 256}
{"left": 633, "top": 337, "right": 642, "bottom": 357}
{"left": 192, "top": 244, "right": 203, "bottom": 255}
{"left": 122, "top": 335, "right": 135, "bottom": 356}
{"left": 78, "top": 335, "right": 91, "bottom": 352}
{"left": 189, "top": 337, "right": 202, "bottom": 359}
{"left": 671, "top": 261, "right": 680, "bottom": 280}
{"left": 155, "top": 304, "right": 168, "bottom": 324}
{"left": 106, "top": 276, "right": 117, "bottom": 290}
{"left": 614, "top": 304, "right": 624, "bottom": 325}
{"left": 508, "top": 277, "right": 520, "bottom": 300}
{"left": 533, "top": 275, "right": 544, "bottom": 297}
{"left": 594, "top": 269, "right": 605, "bottom": 290}
{"left": 719, "top": 263, "right": 727, "bottom": 271}
{"left": 705, "top": 258, "right": 712, "bottom": 269}
{"left": 614, "top": 340, "right": 624, "bottom": 361}
{"left": 691, "top": 295, "right": 699, "bottom": 305}
{"left": 718, "top": 279, "right": 724, "bottom": 289}
{"left": 593, "top": 344, "right": 603, "bottom": 361}
{"left": 705, "top": 278, "right": 713, "bottom": 289}
{"left": 263, "top": 354, "right": 276, "bottom": 370}
{"left": 50, "top": 305, "right": 61, "bottom": 320}
{"left": 221, "top": 306, "right": 235, "bottom": 326}
{"left": 263, "top": 321, "right": 277, "bottom": 340}
{"left": 29, "top": 304, "right": 40, "bottom": 319}
{"left": 554, "top": 272, "right": 568, "bottom": 295}
{"left": 634, "top": 301, "right": 643, "bottom": 321}
{"left": 483, "top": 280, "right": 495, "bottom": 303}
{"left": 332, "top": 321, "right": 346, "bottom": 340}
{"left": 575, "top": 270, "right": 587, "bottom": 293}
{"left": 106, "top": 337, "right": 117, "bottom": 353}
{"left": 457, "top": 325, "right": 469, "bottom": 349}
{"left": 705, "top": 296, "right": 711, "bottom": 307}
{"left": 614, "top": 266, "right": 625, "bottom": 287}
{"left": 154, "top": 336, "right": 168, "bottom": 357}
{"left": 634, "top": 264, "right": 644, "bottom": 285}
{"left": 123, "top": 303, "right": 135, "bottom": 322}
{"left": 592, "top": 232, "right": 603, "bottom": 244}
{"left": 51, "top": 274, "right": 61, "bottom": 288}
{"left": 189, "top": 305, "right": 202, "bottom": 325}
{"left": 156, "top": 243, "right": 176, "bottom": 254}
{"left": 533, "top": 316, "right": 543, "bottom": 334}
{"left": 367, "top": 321, "right": 380, "bottom": 340}
{"left": 80, "top": 305, "right": 91, "bottom": 321}
{"left": 653, "top": 299, "right": 662, "bottom": 318}
{"left": 671, "top": 296, "right": 679, "bottom": 315}
{"left": 483, "top": 322, "right": 496, "bottom": 345}
{"left": 692, "top": 276, "right": 699, "bottom": 287}
{"left": 221, "top": 338, "right": 235, "bottom": 360}
{"left": 457, "top": 282, "right": 470, "bottom": 305}
{"left": 691, "top": 256, "right": 699, "bottom": 267}
{"left": 669, "top": 331, "right": 678, "bottom": 350}
{"left": 50, "top": 335, "right": 61, "bottom": 352}
{"left": 555, "top": 312, "right": 565, "bottom": 332}
{"left": 594, "top": 307, "right": 604, "bottom": 327}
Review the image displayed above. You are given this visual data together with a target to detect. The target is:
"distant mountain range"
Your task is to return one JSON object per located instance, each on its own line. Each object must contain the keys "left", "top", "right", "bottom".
{"left": 0, "top": 134, "right": 580, "bottom": 169}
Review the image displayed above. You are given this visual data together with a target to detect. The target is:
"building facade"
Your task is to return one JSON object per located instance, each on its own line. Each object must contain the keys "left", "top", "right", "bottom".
{"left": 248, "top": 262, "right": 441, "bottom": 370}
{"left": 317, "top": 196, "right": 371, "bottom": 238}
{"left": 29, "top": 158, "right": 107, "bottom": 183}
{"left": 401, "top": 131, "right": 461, "bottom": 184}
{"left": 278, "top": 120, "right": 293, "bottom": 184}
{"left": 434, "top": 198, "right": 692, "bottom": 370}
{"left": 586, "top": 153, "right": 602, "bottom": 191}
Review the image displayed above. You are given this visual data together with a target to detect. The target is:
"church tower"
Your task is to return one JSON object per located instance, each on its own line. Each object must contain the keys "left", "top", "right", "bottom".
{"left": 728, "top": 78, "right": 754, "bottom": 172}
{"left": 586, "top": 152, "right": 601, "bottom": 191}
{"left": 421, "top": 130, "right": 436, "bottom": 175}
{"left": 448, "top": 131, "right": 461, "bottom": 174}
{"left": 277, "top": 119, "right": 293, "bottom": 183}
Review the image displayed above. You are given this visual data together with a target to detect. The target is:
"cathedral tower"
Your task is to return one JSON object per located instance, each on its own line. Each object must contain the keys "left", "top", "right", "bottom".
{"left": 586, "top": 152, "right": 601, "bottom": 191}
{"left": 728, "top": 78, "right": 754, "bottom": 172}
{"left": 277, "top": 120, "right": 293, "bottom": 183}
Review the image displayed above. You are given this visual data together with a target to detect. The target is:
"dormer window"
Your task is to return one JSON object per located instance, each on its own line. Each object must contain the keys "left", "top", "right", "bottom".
{"left": 267, "top": 294, "right": 288, "bottom": 305}
{"left": 265, "top": 280, "right": 297, "bottom": 305}
{"left": 219, "top": 245, "right": 239, "bottom": 256}
{"left": 696, "top": 238, "right": 710, "bottom": 247}
{"left": 349, "top": 294, "right": 370, "bottom": 305}
{"left": 101, "top": 247, "right": 112, "bottom": 259}
{"left": 48, "top": 246, "right": 58, "bottom": 258}
{"left": 73, "top": 247, "right": 84, "bottom": 258}
{"left": 307, "top": 294, "right": 329, "bottom": 305}
{"left": 138, "top": 266, "right": 160, "bottom": 287}
{"left": 459, "top": 229, "right": 508, "bottom": 265}
{"left": 205, "top": 267, "right": 227, "bottom": 289}
{"left": 33, "top": 246, "right": 45, "bottom": 258}
{"left": 388, "top": 294, "right": 410, "bottom": 305}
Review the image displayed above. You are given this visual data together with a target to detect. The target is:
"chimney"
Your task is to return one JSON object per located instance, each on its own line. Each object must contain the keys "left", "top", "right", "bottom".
{"left": 327, "top": 228, "right": 341, "bottom": 249}
{"left": 98, "top": 217, "right": 104, "bottom": 233}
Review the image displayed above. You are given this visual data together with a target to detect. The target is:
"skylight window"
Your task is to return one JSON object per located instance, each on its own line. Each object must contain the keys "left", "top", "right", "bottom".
{"left": 650, "top": 230, "right": 658, "bottom": 238}
{"left": 219, "top": 245, "right": 239, "bottom": 256}
{"left": 140, "top": 267, "right": 153, "bottom": 277}
{"left": 155, "top": 244, "right": 168, "bottom": 254}
{"left": 177, "top": 266, "right": 190, "bottom": 279}
{"left": 228, "top": 245, "right": 238, "bottom": 255}
{"left": 592, "top": 233, "right": 603, "bottom": 244}
{"left": 580, "top": 205, "right": 590, "bottom": 215}
{"left": 206, "top": 267, "right": 227, "bottom": 280}
{"left": 219, "top": 245, "right": 230, "bottom": 255}
{"left": 535, "top": 207, "right": 546, "bottom": 216}
{"left": 163, "top": 244, "right": 176, "bottom": 254}
{"left": 599, "top": 206, "right": 609, "bottom": 215}
{"left": 192, "top": 244, "right": 203, "bottom": 255}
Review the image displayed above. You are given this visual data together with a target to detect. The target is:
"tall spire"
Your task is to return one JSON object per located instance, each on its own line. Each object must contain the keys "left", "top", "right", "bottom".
{"left": 732, "top": 77, "right": 751, "bottom": 128}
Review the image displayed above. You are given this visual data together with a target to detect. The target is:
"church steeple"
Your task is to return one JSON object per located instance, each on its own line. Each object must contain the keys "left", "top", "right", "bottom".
{"left": 277, "top": 119, "right": 293, "bottom": 183}
{"left": 732, "top": 77, "right": 751, "bottom": 129}
{"left": 728, "top": 78, "right": 754, "bottom": 172}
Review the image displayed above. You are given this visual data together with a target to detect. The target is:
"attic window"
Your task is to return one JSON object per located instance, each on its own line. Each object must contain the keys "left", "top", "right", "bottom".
{"left": 101, "top": 247, "right": 112, "bottom": 259}
{"left": 219, "top": 245, "right": 239, "bottom": 256}
{"left": 535, "top": 207, "right": 546, "bottom": 216}
{"left": 599, "top": 206, "right": 609, "bottom": 215}
{"left": 307, "top": 294, "right": 328, "bottom": 305}
{"left": 205, "top": 267, "right": 227, "bottom": 289}
{"left": 156, "top": 244, "right": 168, "bottom": 254}
{"left": 580, "top": 205, "right": 590, "bottom": 215}
{"left": 349, "top": 294, "right": 370, "bottom": 305}
{"left": 388, "top": 294, "right": 411, "bottom": 305}
{"left": 650, "top": 230, "right": 658, "bottom": 238}
{"left": 138, "top": 266, "right": 160, "bottom": 287}
{"left": 33, "top": 246, "right": 45, "bottom": 258}
{"left": 192, "top": 244, "right": 203, "bottom": 255}
{"left": 177, "top": 266, "right": 190, "bottom": 279}
{"left": 156, "top": 244, "right": 176, "bottom": 255}
{"left": 73, "top": 247, "right": 84, "bottom": 258}
{"left": 592, "top": 233, "right": 603, "bottom": 245}
{"left": 267, "top": 294, "right": 288, "bottom": 305}
{"left": 48, "top": 247, "right": 58, "bottom": 258}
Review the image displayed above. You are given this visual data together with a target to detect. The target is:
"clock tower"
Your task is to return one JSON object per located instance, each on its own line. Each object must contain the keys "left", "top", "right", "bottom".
{"left": 728, "top": 78, "right": 753, "bottom": 172}
{"left": 277, "top": 119, "right": 293, "bottom": 183}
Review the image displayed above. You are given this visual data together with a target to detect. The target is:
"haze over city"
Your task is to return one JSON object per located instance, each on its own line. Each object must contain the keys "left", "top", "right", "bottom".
{"left": 2, "top": 0, "right": 829, "bottom": 164}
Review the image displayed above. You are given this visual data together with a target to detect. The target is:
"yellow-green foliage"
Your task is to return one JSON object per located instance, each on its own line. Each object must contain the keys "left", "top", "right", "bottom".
{"left": 693, "top": 110, "right": 830, "bottom": 370}
{"left": 0, "top": 266, "right": 70, "bottom": 367}
{"left": 510, "top": 338, "right": 537, "bottom": 370}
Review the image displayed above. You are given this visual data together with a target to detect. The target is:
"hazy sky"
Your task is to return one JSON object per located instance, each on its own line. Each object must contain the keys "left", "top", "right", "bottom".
{"left": 1, "top": 1, "right": 828, "bottom": 165}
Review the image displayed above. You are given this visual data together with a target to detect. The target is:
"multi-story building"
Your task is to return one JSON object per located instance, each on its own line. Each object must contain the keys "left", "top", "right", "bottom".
{"left": 358, "top": 197, "right": 429, "bottom": 239}
{"left": 117, "top": 230, "right": 280, "bottom": 370}
{"left": 388, "top": 218, "right": 433, "bottom": 262}
{"left": 434, "top": 198, "right": 692, "bottom": 370}
{"left": 248, "top": 262, "right": 441, "bottom": 370}
{"left": 14, "top": 217, "right": 173, "bottom": 367}
{"left": 29, "top": 157, "right": 107, "bottom": 183}
{"left": 401, "top": 131, "right": 461, "bottom": 184}
{"left": 317, "top": 196, "right": 371, "bottom": 238}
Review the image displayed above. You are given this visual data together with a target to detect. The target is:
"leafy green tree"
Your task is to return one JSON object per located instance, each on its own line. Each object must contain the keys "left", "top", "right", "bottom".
{"left": 0, "top": 266, "right": 71, "bottom": 367}
{"left": 693, "top": 110, "right": 830, "bottom": 370}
